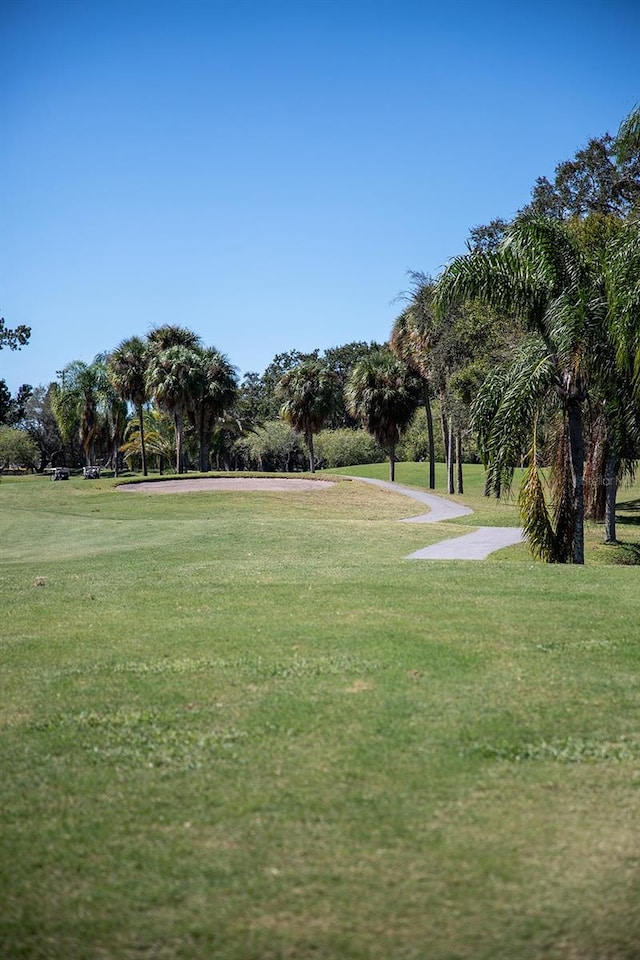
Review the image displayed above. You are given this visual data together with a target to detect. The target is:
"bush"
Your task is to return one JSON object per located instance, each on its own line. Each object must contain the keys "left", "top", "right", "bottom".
{"left": 0, "top": 426, "right": 39, "bottom": 472}
{"left": 314, "top": 428, "right": 385, "bottom": 468}
{"left": 232, "top": 421, "right": 306, "bottom": 472}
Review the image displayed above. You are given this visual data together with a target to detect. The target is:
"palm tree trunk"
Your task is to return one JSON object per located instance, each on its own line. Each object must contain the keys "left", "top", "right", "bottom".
{"left": 447, "top": 417, "right": 454, "bottom": 494}
{"left": 424, "top": 386, "right": 435, "bottom": 490}
{"left": 307, "top": 430, "right": 315, "bottom": 473}
{"left": 604, "top": 450, "right": 618, "bottom": 544}
{"left": 389, "top": 445, "right": 396, "bottom": 482}
{"left": 456, "top": 430, "right": 463, "bottom": 494}
{"left": 440, "top": 403, "right": 449, "bottom": 467}
{"left": 137, "top": 404, "right": 148, "bottom": 476}
{"left": 567, "top": 399, "right": 585, "bottom": 564}
{"left": 174, "top": 412, "right": 183, "bottom": 473}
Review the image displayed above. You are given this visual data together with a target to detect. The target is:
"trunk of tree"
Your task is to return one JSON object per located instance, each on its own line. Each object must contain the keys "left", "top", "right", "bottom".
{"left": 112, "top": 437, "right": 119, "bottom": 477}
{"left": 137, "top": 404, "right": 148, "bottom": 476}
{"left": 174, "top": 412, "right": 184, "bottom": 473}
{"left": 440, "top": 403, "right": 449, "bottom": 467}
{"left": 567, "top": 399, "right": 585, "bottom": 564}
{"left": 307, "top": 430, "right": 315, "bottom": 473}
{"left": 389, "top": 445, "right": 396, "bottom": 482}
{"left": 604, "top": 450, "right": 618, "bottom": 544}
{"left": 447, "top": 417, "right": 454, "bottom": 495}
{"left": 456, "top": 430, "right": 463, "bottom": 494}
{"left": 424, "top": 385, "right": 436, "bottom": 490}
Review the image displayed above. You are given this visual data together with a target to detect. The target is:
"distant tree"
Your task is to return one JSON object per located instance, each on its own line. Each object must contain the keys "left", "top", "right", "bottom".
{"left": 345, "top": 349, "right": 422, "bottom": 482}
{"left": 0, "top": 426, "right": 39, "bottom": 472}
{"left": 187, "top": 348, "right": 238, "bottom": 471}
{"left": 390, "top": 276, "right": 437, "bottom": 488}
{"left": 234, "top": 420, "right": 305, "bottom": 472}
{"left": 467, "top": 218, "right": 509, "bottom": 253}
{"left": 51, "top": 360, "right": 113, "bottom": 466}
{"left": 0, "top": 381, "right": 33, "bottom": 426}
{"left": 0, "top": 318, "right": 30, "bottom": 352}
{"left": 277, "top": 361, "right": 339, "bottom": 473}
{"left": 322, "top": 341, "right": 383, "bottom": 427}
{"left": 108, "top": 336, "right": 150, "bottom": 475}
{"left": 235, "top": 371, "right": 270, "bottom": 425}
{"left": 314, "top": 427, "right": 384, "bottom": 468}
{"left": 145, "top": 344, "right": 201, "bottom": 473}
{"left": 19, "top": 384, "right": 64, "bottom": 471}
{"left": 120, "top": 409, "right": 175, "bottom": 473}
{"left": 146, "top": 324, "right": 201, "bottom": 352}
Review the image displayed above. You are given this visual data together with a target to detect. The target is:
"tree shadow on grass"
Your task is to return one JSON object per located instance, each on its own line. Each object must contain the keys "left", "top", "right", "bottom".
{"left": 611, "top": 542, "right": 640, "bottom": 564}
{"left": 616, "top": 498, "right": 640, "bottom": 526}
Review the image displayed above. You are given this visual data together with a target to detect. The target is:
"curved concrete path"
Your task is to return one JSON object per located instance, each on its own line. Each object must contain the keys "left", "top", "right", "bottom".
{"left": 346, "top": 476, "right": 523, "bottom": 560}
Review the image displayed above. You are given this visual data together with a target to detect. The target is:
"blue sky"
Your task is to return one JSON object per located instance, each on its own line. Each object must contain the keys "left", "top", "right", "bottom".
{"left": 1, "top": 0, "right": 639, "bottom": 393}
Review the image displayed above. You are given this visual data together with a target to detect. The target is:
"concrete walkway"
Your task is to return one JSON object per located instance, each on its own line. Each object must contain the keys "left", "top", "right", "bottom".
{"left": 347, "top": 476, "right": 524, "bottom": 561}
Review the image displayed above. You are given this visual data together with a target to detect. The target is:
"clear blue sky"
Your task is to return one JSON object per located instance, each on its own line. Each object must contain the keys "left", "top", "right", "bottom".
{"left": 2, "top": 0, "right": 638, "bottom": 393}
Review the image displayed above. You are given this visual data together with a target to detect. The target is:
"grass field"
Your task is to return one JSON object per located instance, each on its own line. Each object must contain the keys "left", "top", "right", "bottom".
{"left": 1, "top": 465, "right": 639, "bottom": 959}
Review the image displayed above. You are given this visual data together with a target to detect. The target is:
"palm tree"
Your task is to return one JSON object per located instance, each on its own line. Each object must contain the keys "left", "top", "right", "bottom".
{"left": 390, "top": 277, "right": 437, "bottom": 489}
{"left": 107, "top": 336, "right": 150, "bottom": 475}
{"left": 50, "top": 360, "right": 109, "bottom": 466}
{"left": 120, "top": 409, "right": 175, "bottom": 473}
{"left": 145, "top": 345, "right": 201, "bottom": 473}
{"left": 188, "top": 348, "right": 238, "bottom": 471}
{"left": 276, "top": 361, "right": 339, "bottom": 473}
{"left": 146, "top": 324, "right": 201, "bottom": 352}
{"left": 435, "top": 213, "right": 640, "bottom": 563}
{"left": 345, "top": 349, "right": 422, "bottom": 482}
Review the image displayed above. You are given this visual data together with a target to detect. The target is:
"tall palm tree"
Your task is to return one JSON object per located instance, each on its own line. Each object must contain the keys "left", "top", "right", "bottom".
{"left": 146, "top": 324, "right": 202, "bottom": 352}
{"left": 435, "top": 213, "right": 640, "bottom": 563}
{"left": 390, "top": 277, "right": 437, "bottom": 489}
{"left": 107, "top": 336, "right": 150, "bottom": 475}
{"left": 188, "top": 348, "right": 238, "bottom": 471}
{"left": 145, "top": 345, "right": 201, "bottom": 473}
{"left": 276, "top": 361, "right": 339, "bottom": 473}
{"left": 345, "top": 349, "right": 422, "bottom": 482}
{"left": 435, "top": 215, "right": 597, "bottom": 563}
{"left": 50, "top": 359, "right": 109, "bottom": 466}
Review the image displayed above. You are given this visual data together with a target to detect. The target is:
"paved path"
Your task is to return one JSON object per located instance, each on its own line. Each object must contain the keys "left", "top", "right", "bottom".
{"left": 347, "top": 476, "right": 523, "bottom": 561}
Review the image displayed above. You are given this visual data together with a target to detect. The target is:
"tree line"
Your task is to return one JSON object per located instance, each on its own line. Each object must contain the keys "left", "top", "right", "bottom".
{"left": 1, "top": 106, "right": 639, "bottom": 564}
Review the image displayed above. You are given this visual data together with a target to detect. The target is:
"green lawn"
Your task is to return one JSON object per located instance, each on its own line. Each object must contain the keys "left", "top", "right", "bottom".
{"left": 1, "top": 468, "right": 639, "bottom": 959}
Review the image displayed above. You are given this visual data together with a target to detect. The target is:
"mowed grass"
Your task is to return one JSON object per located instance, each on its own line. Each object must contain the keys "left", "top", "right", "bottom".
{"left": 1, "top": 468, "right": 640, "bottom": 960}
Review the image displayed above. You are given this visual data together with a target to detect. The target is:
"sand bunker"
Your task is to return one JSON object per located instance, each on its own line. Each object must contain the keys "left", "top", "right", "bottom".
{"left": 119, "top": 477, "right": 336, "bottom": 494}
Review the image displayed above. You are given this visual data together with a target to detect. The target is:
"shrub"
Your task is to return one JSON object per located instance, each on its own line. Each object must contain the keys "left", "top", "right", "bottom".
{"left": 314, "top": 428, "right": 385, "bottom": 468}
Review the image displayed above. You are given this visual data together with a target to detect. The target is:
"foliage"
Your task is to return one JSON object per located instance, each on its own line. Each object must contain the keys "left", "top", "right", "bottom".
{"left": 0, "top": 380, "right": 32, "bottom": 425}
{"left": 18, "top": 384, "right": 65, "bottom": 471}
{"left": 434, "top": 214, "right": 640, "bottom": 562}
{"left": 276, "top": 360, "right": 339, "bottom": 472}
{"left": 233, "top": 419, "right": 305, "bottom": 472}
{"left": 0, "top": 317, "right": 30, "bottom": 351}
{"left": 345, "top": 348, "right": 422, "bottom": 481}
{"left": 186, "top": 347, "right": 238, "bottom": 471}
{"left": 235, "top": 342, "right": 382, "bottom": 429}
{"left": 107, "top": 336, "right": 151, "bottom": 475}
{"left": 50, "top": 359, "right": 119, "bottom": 467}
{"left": 0, "top": 425, "right": 39, "bottom": 470}
{"left": 120, "top": 409, "right": 176, "bottom": 472}
{"left": 314, "top": 427, "right": 384, "bottom": 468}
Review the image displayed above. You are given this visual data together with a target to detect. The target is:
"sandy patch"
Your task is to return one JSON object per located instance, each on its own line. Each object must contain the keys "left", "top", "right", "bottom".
{"left": 118, "top": 477, "right": 336, "bottom": 494}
